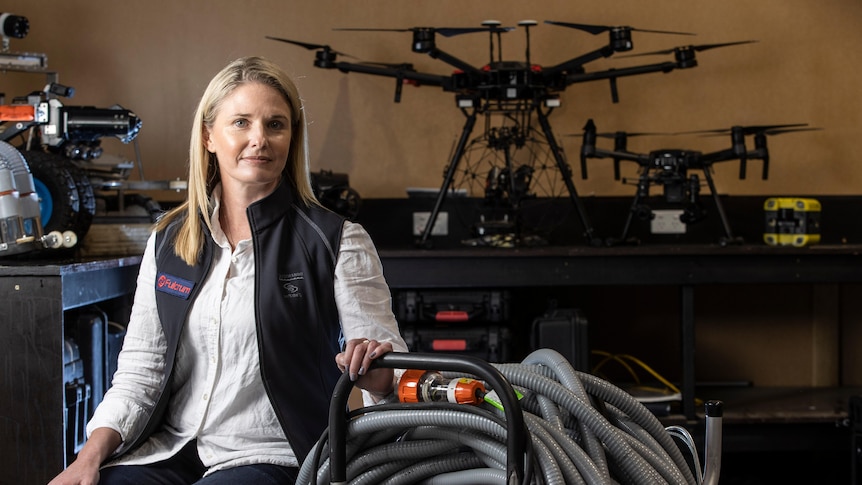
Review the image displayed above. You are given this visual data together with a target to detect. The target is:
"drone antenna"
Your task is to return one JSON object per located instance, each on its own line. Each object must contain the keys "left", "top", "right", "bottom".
{"left": 482, "top": 20, "right": 501, "bottom": 64}
{"left": 519, "top": 20, "right": 538, "bottom": 66}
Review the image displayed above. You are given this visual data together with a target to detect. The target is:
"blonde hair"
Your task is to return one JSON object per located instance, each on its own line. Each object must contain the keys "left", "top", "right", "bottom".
{"left": 155, "top": 56, "right": 317, "bottom": 264}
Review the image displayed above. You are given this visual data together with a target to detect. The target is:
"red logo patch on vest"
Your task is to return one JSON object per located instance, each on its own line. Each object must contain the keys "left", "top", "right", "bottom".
{"left": 156, "top": 272, "right": 194, "bottom": 299}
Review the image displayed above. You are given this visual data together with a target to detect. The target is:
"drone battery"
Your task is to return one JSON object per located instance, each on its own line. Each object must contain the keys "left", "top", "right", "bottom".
{"left": 531, "top": 308, "right": 590, "bottom": 372}
{"left": 763, "top": 197, "right": 821, "bottom": 247}
{"left": 396, "top": 290, "right": 510, "bottom": 324}
{"left": 401, "top": 324, "right": 511, "bottom": 363}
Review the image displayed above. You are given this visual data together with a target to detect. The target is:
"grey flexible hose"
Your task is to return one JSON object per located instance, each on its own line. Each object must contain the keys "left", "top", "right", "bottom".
{"left": 495, "top": 364, "right": 669, "bottom": 484}
{"left": 418, "top": 468, "right": 507, "bottom": 484}
{"left": 499, "top": 362, "right": 696, "bottom": 485}
{"left": 301, "top": 349, "right": 706, "bottom": 485}
{"left": 408, "top": 427, "right": 508, "bottom": 469}
{"left": 568, "top": 371, "right": 695, "bottom": 484}
{"left": 523, "top": 412, "right": 589, "bottom": 485}
{"left": 522, "top": 349, "right": 610, "bottom": 480}
{"left": 350, "top": 458, "right": 416, "bottom": 485}
{"left": 380, "top": 452, "right": 485, "bottom": 485}
{"left": 522, "top": 422, "right": 566, "bottom": 485}
{"left": 346, "top": 439, "right": 456, "bottom": 479}
{"left": 609, "top": 407, "right": 688, "bottom": 485}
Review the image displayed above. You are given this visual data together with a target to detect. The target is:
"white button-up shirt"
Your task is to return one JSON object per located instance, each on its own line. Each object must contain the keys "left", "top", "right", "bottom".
{"left": 87, "top": 194, "right": 407, "bottom": 475}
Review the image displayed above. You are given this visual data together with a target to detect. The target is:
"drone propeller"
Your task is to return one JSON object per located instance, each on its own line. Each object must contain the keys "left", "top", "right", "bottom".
{"left": 565, "top": 130, "right": 673, "bottom": 138}
{"left": 676, "top": 123, "right": 815, "bottom": 180}
{"left": 596, "top": 131, "right": 672, "bottom": 138}
{"left": 265, "top": 35, "right": 356, "bottom": 58}
{"left": 333, "top": 26, "right": 513, "bottom": 37}
{"left": 677, "top": 123, "right": 810, "bottom": 136}
{"left": 544, "top": 20, "right": 695, "bottom": 36}
{"left": 762, "top": 126, "right": 822, "bottom": 136}
{"left": 619, "top": 40, "right": 757, "bottom": 58}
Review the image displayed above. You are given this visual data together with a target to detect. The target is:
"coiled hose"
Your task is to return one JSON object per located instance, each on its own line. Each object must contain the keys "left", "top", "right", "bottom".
{"left": 298, "top": 349, "right": 705, "bottom": 485}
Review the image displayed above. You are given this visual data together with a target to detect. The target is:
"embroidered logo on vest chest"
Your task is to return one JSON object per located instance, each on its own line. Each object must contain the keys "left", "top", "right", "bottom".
{"left": 156, "top": 272, "right": 194, "bottom": 299}
{"left": 279, "top": 272, "right": 305, "bottom": 299}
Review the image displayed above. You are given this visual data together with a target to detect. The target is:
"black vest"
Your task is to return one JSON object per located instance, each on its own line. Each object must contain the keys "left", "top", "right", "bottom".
{"left": 128, "top": 181, "right": 345, "bottom": 464}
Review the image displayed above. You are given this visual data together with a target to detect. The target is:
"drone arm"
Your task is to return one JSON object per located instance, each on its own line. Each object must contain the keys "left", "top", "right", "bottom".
{"left": 699, "top": 148, "right": 757, "bottom": 180}
{"left": 594, "top": 147, "right": 645, "bottom": 164}
{"left": 425, "top": 48, "right": 483, "bottom": 76}
{"left": 697, "top": 149, "right": 736, "bottom": 166}
{"left": 332, "top": 61, "right": 451, "bottom": 90}
{"left": 582, "top": 146, "right": 646, "bottom": 179}
{"left": 544, "top": 46, "right": 614, "bottom": 77}
{"left": 565, "top": 61, "right": 678, "bottom": 87}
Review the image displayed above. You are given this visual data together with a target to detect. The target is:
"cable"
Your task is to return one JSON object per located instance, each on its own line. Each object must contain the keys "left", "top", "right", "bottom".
{"left": 591, "top": 350, "right": 699, "bottom": 406}
{"left": 301, "top": 349, "right": 710, "bottom": 484}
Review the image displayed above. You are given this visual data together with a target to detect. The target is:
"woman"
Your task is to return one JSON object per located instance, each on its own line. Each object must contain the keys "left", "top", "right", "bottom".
{"left": 49, "top": 56, "right": 407, "bottom": 484}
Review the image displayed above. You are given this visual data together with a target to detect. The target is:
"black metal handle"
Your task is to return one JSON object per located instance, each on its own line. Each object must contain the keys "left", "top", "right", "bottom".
{"left": 328, "top": 351, "right": 527, "bottom": 483}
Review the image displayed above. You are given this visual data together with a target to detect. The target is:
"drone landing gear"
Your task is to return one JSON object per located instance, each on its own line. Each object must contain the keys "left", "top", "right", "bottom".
{"left": 701, "top": 167, "right": 744, "bottom": 246}
{"left": 609, "top": 167, "right": 744, "bottom": 247}
{"left": 417, "top": 105, "right": 601, "bottom": 249}
{"left": 535, "top": 107, "right": 601, "bottom": 247}
{"left": 416, "top": 108, "right": 478, "bottom": 249}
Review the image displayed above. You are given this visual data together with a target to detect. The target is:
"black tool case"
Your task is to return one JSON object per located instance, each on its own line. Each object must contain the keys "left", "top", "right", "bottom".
{"left": 396, "top": 290, "right": 512, "bottom": 362}
{"left": 531, "top": 307, "right": 590, "bottom": 371}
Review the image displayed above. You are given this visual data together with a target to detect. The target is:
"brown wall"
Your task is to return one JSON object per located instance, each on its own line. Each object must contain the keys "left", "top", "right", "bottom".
{"left": 2, "top": 0, "right": 860, "bottom": 200}
{"left": 3, "top": 2, "right": 858, "bottom": 388}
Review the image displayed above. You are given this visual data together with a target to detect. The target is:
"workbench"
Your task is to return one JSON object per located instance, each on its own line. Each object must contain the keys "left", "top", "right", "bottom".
{"left": 0, "top": 256, "right": 141, "bottom": 485}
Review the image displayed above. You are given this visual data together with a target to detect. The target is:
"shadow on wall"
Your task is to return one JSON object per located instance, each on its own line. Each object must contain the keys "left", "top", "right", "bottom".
{"left": 316, "top": 77, "right": 355, "bottom": 173}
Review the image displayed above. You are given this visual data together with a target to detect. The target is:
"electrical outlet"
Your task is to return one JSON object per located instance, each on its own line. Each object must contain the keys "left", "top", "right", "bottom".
{"left": 651, "top": 209, "right": 686, "bottom": 234}
{"left": 413, "top": 211, "right": 448, "bottom": 236}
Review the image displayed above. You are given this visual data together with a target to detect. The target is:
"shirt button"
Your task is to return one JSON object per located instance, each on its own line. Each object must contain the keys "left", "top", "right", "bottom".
{"left": 202, "top": 393, "right": 209, "bottom": 401}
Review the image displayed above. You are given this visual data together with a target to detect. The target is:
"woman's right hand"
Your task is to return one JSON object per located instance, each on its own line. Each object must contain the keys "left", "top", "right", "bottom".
{"left": 46, "top": 459, "right": 100, "bottom": 485}
{"left": 47, "top": 427, "right": 121, "bottom": 485}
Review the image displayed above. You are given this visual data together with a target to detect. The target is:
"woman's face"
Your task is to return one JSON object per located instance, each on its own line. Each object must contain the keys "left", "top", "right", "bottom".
{"left": 205, "top": 81, "right": 292, "bottom": 194}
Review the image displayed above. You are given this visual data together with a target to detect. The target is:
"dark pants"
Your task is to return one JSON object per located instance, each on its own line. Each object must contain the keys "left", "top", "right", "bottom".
{"left": 98, "top": 441, "right": 298, "bottom": 485}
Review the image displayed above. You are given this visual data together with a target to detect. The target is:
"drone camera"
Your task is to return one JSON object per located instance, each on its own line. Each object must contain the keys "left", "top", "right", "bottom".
{"left": 663, "top": 180, "right": 687, "bottom": 204}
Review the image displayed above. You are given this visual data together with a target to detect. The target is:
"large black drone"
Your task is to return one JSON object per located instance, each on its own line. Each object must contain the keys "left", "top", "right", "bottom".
{"left": 579, "top": 119, "right": 815, "bottom": 245}
{"left": 268, "top": 21, "right": 755, "bottom": 247}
